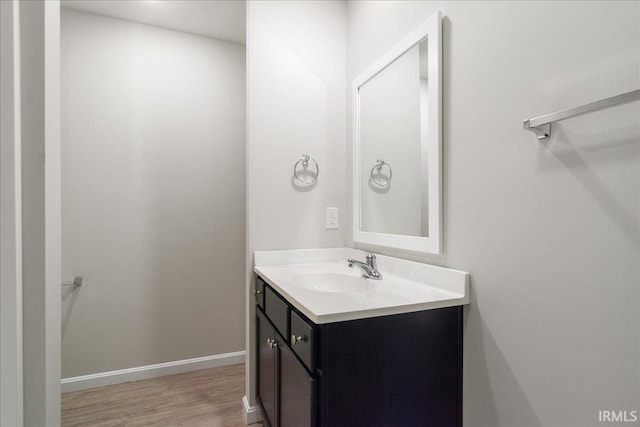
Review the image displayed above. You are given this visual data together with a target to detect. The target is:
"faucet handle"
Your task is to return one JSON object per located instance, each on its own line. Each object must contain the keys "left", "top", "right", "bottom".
{"left": 366, "top": 253, "right": 377, "bottom": 269}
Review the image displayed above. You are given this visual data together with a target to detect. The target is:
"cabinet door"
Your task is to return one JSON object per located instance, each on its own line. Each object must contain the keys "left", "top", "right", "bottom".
{"left": 279, "top": 341, "right": 316, "bottom": 427}
{"left": 257, "top": 309, "right": 278, "bottom": 427}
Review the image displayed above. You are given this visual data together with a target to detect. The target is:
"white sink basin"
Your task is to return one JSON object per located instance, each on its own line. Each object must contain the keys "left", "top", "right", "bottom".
{"left": 254, "top": 248, "right": 469, "bottom": 324}
{"left": 294, "top": 271, "right": 372, "bottom": 294}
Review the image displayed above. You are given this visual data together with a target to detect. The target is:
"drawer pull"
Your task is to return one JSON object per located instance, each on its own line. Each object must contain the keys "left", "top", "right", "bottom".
{"left": 253, "top": 289, "right": 262, "bottom": 295}
{"left": 291, "top": 334, "right": 306, "bottom": 345}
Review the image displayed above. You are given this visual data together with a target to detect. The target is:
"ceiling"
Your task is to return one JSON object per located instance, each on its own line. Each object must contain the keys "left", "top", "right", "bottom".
{"left": 61, "top": 0, "right": 246, "bottom": 44}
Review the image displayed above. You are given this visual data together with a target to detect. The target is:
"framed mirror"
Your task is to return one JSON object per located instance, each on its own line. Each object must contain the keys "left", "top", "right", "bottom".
{"left": 352, "top": 11, "right": 442, "bottom": 254}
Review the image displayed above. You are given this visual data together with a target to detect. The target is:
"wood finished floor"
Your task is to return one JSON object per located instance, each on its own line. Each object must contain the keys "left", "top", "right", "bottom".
{"left": 62, "top": 363, "right": 262, "bottom": 427}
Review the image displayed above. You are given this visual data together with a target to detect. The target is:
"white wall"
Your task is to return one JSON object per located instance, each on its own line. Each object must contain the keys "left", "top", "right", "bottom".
{"left": 61, "top": 9, "right": 246, "bottom": 378}
{"left": 245, "top": 0, "right": 347, "bottom": 410}
{"left": 348, "top": 1, "right": 639, "bottom": 426}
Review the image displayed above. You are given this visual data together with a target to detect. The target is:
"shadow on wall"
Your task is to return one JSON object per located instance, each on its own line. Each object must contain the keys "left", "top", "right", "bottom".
{"left": 61, "top": 285, "right": 81, "bottom": 341}
{"left": 535, "top": 122, "right": 640, "bottom": 250}
{"left": 463, "top": 282, "right": 542, "bottom": 427}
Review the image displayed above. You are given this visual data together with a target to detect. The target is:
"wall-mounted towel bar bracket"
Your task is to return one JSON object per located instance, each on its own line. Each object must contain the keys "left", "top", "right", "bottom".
{"left": 523, "top": 89, "right": 640, "bottom": 141}
{"left": 62, "top": 276, "right": 83, "bottom": 288}
{"left": 523, "top": 121, "right": 551, "bottom": 140}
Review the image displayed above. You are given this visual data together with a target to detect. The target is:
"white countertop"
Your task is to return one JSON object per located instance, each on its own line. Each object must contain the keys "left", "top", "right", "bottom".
{"left": 254, "top": 248, "right": 469, "bottom": 324}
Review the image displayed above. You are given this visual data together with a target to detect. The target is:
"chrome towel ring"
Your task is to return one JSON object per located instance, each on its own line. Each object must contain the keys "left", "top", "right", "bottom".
{"left": 371, "top": 160, "right": 392, "bottom": 187}
{"left": 293, "top": 154, "right": 319, "bottom": 185}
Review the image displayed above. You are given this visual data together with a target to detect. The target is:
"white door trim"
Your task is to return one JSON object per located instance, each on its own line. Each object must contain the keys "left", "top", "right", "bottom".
{"left": 18, "top": 1, "right": 61, "bottom": 425}
{"left": 1, "top": 1, "right": 24, "bottom": 425}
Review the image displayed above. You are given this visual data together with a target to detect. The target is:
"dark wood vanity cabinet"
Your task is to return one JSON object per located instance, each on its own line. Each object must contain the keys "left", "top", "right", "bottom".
{"left": 255, "top": 275, "right": 463, "bottom": 427}
{"left": 257, "top": 309, "right": 278, "bottom": 426}
{"left": 279, "top": 338, "right": 316, "bottom": 426}
{"left": 257, "top": 308, "right": 316, "bottom": 427}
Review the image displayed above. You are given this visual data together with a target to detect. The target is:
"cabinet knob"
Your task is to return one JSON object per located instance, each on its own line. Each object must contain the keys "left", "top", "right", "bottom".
{"left": 253, "top": 289, "right": 262, "bottom": 295}
{"left": 291, "top": 334, "right": 306, "bottom": 345}
{"left": 267, "top": 338, "right": 278, "bottom": 349}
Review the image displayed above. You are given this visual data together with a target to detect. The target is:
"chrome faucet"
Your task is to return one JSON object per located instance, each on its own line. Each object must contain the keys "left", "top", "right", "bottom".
{"left": 348, "top": 253, "right": 382, "bottom": 280}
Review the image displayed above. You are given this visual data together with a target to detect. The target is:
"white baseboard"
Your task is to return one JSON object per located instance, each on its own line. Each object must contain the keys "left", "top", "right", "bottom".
{"left": 243, "top": 395, "right": 262, "bottom": 424}
{"left": 61, "top": 351, "right": 246, "bottom": 393}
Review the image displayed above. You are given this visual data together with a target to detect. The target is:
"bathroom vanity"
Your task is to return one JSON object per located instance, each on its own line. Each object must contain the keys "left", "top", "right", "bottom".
{"left": 251, "top": 9, "right": 461, "bottom": 427}
{"left": 252, "top": 249, "right": 469, "bottom": 427}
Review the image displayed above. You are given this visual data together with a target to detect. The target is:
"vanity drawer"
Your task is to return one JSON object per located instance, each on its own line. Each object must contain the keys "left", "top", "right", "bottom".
{"left": 290, "top": 310, "right": 315, "bottom": 372}
{"left": 255, "top": 276, "right": 266, "bottom": 309}
{"left": 264, "top": 286, "right": 289, "bottom": 338}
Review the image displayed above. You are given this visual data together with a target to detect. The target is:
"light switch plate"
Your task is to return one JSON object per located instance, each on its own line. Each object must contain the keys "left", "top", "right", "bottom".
{"left": 326, "top": 207, "right": 339, "bottom": 229}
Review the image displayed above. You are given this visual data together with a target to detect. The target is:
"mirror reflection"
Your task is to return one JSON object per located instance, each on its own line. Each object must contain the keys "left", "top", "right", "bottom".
{"left": 359, "top": 38, "right": 429, "bottom": 237}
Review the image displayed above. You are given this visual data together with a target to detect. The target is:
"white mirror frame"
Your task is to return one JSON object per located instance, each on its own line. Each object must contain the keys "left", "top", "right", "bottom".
{"left": 352, "top": 10, "right": 442, "bottom": 254}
